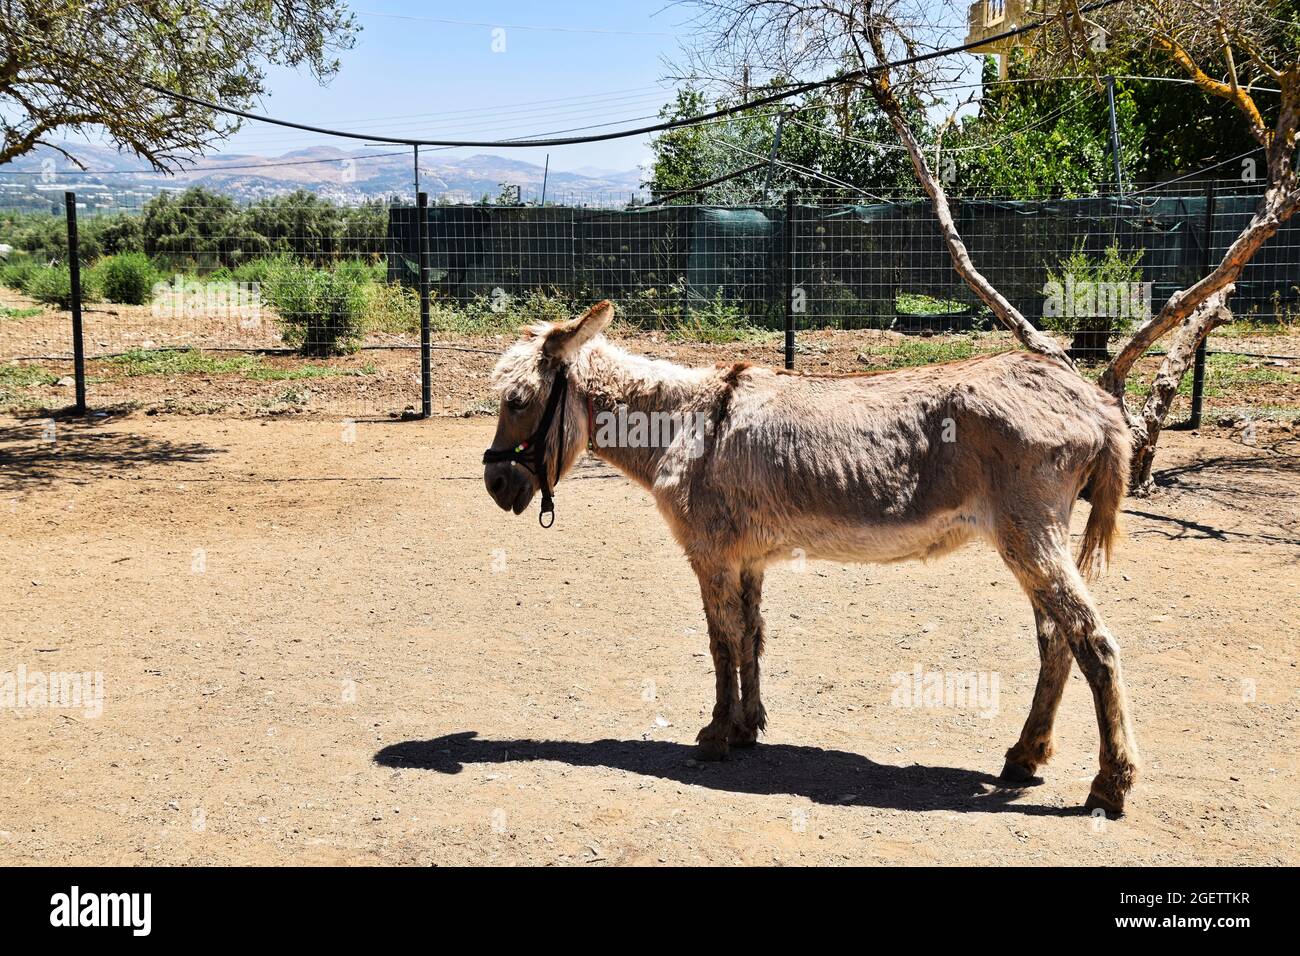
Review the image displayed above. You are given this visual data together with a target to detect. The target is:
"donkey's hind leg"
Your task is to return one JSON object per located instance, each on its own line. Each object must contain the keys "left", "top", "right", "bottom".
{"left": 997, "top": 518, "right": 1139, "bottom": 814}
{"left": 732, "top": 564, "right": 768, "bottom": 748}
{"left": 691, "top": 558, "right": 744, "bottom": 761}
{"left": 1001, "top": 608, "right": 1071, "bottom": 783}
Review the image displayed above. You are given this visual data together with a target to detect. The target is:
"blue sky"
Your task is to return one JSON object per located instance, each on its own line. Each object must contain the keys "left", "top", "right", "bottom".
{"left": 223, "top": 1, "right": 692, "bottom": 174}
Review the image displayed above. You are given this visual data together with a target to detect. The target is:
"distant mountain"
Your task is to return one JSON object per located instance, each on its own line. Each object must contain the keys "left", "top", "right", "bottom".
{"left": 0, "top": 142, "right": 647, "bottom": 210}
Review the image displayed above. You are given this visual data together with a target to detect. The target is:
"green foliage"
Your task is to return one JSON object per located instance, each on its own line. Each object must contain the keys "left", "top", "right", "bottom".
{"left": 244, "top": 362, "right": 376, "bottom": 381}
{"left": 25, "top": 264, "right": 98, "bottom": 309}
{"left": 91, "top": 253, "right": 158, "bottom": 305}
{"left": 1120, "top": 352, "right": 1298, "bottom": 401}
{"left": 0, "top": 362, "right": 57, "bottom": 407}
{"left": 130, "top": 188, "right": 387, "bottom": 271}
{"left": 108, "top": 348, "right": 263, "bottom": 377}
{"left": 1043, "top": 244, "right": 1147, "bottom": 337}
{"left": 92, "top": 212, "right": 145, "bottom": 257}
{"left": 365, "top": 280, "right": 420, "bottom": 334}
{"left": 0, "top": 2, "right": 357, "bottom": 169}
{"left": 0, "top": 255, "right": 39, "bottom": 292}
{"left": 104, "top": 347, "right": 377, "bottom": 381}
{"left": 895, "top": 292, "right": 968, "bottom": 315}
{"left": 667, "top": 290, "right": 766, "bottom": 343}
{"left": 857, "top": 335, "right": 1007, "bottom": 370}
{"left": 614, "top": 281, "right": 688, "bottom": 329}
{"left": 945, "top": 56, "right": 1146, "bottom": 198}
{"left": 0, "top": 210, "right": 148, "bottom": 262}
{"left": 947, "top": 44, "right": 1276, "bottom": 194}
{"left": 232, "top": 253, "right": 294, "bottom": 287}
{"left": 262, "top": 259, "right": 369, "bottom": 355}
{"left": 429, "top": 289, "right": 575, "bottom": 335}
{"left": 646, "top": 81, "right": 926, "bottom": 202}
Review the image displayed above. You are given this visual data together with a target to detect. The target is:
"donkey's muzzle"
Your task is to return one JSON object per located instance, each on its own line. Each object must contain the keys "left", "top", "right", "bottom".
{"left": 484, "top": 461, "right": 535, "bottom": 515}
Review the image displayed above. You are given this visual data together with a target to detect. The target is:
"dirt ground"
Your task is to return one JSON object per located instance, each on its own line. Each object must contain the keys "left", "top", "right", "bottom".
{"left": 1, "top": 409, "right": 1297, "bottom": 865}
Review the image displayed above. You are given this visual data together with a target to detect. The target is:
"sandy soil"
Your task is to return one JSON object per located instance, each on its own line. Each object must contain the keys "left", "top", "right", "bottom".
{"left": 1, "top": 412, "right": 1296, "bottom": 866}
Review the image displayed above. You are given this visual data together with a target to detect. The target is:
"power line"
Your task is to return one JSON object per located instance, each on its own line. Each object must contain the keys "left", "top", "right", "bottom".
{"left": 927, "top": 74, "right": 1283, "bottom": 95}
{"left": 353, "top": 10, "right": 676, "bottom": 37}
{"left": 228, "top": 89, "right": 673, "bottom": 143}
{"left": 134, "top": 0, "right": 1124, "bottom": 148}
{"left": 228, "top": 85, "right": 669, "bottom": 134}
{"left": 1128, "top": 147, "right": 1268, "bottom": 195}
{"left": 783, "top": 88, "right": 1100, "bottom": 153}
{"left": 716, "top": 139, "right": 890, "bottom": 201}
{"left": 0, "top": 149, "right": 409, "bottom": 176}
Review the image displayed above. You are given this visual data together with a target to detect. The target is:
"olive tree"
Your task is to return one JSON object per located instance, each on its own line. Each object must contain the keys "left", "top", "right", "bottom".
{"left": 679, "top": 0, "right": 1300, "bottom": 491}
{"left": 0, "top": 0, "right": 357, "bottom": 170}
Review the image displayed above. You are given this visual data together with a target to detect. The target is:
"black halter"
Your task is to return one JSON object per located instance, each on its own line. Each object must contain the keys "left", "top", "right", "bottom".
{"left": 482, "top": 364, "right": 570, "bottom": 527}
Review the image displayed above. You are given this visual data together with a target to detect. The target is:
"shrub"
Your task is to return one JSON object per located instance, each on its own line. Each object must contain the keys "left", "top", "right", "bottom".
{"left": 427, "top": 288, "right": 575, "bottom": 335}
{"left": 25, "top": 265, "right": 98, "bottom": 309}
{"left": 615, "top": 282, "right": 685, "bottom": 329}
{"left": 231, "top": 254, "right": 294, "bottom": 287}
{"left": 92, "top": 252, "right": 158, "bottom": 305}
{"left": 366, "top": 280, "right": 419, "bottom": 334}
{"left": 668, "top": 289, "right": 765, "bottom": 343}
{"left": 1044, "top": 244, "right": 1147, "bottom": 361}
{"left": 263, "top": 260, "right": 367, "bottom": 355}
{"left": 0, "top": 256, "right": 39, "bottom": 292}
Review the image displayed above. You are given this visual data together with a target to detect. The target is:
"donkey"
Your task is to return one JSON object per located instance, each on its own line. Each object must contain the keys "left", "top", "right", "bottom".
{"left": 483, "top": 301, "right": 1139, "bottom": 815}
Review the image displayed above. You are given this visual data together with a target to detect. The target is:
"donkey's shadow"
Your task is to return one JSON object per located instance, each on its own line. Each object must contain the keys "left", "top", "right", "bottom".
{"left": 374, "top": 732, "right": 1080, "bottom": 816}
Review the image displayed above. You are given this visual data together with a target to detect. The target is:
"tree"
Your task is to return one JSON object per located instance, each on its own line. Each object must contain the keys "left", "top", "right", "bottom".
{"left": 646, "top": 81, "right": 927, "bottom": 202}
{"left": 646, "top": 85, "right": 794, "bottom": 202}
{"left": 0, "top": 0, "right": 357, "bottom": 169}
{"left": 679, "top": 0, "right": 1300, "bottom": 491}
{"left": 948, "top": 54, "right": 1148, "bottom": 197}
{"left": 949, "top": 43, "right": 1271, "bottom": 195}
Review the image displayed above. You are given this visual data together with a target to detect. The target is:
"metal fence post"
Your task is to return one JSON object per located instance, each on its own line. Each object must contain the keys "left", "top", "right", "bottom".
{"left": 417, "top": 191, "right": 431, "bottom": 419}
{"left": 63, "top": 191, "right": 86, "bottom": 414}
{"left": 783, "top": 191, "right": 795, "bottom": 370}
{"left": 1189, "top": 181, "right": 1216, "bottom": 429}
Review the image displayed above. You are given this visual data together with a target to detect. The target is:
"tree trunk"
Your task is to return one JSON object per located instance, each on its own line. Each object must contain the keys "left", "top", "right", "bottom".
{"left": 854, "top": 49, "right": 1072, "bottom": 368}
{"left": 856, "top": 21, "right": 1298, "bottom": 488}
{"left": 1128, "top": 293, "right": 1234, "bottom": 493}
{"left": 1099, "top": 184, "right": 1297, "bottom": 402}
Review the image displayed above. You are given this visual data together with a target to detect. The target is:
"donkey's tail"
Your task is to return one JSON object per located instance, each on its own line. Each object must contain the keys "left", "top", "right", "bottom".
{"left": 1077, "top": 419, "right": 1131, "bottom": 579}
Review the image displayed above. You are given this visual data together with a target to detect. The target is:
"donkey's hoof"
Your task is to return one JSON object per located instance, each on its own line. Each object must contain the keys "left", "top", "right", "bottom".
{"left": 729, "top": 725, "right": 759, "bottom": 748}
{"left": 999, "top": 759, "right": 1040, "bottom": 785}
{"left": 1084, "top": 789, "right": 1125, "bottom": 818}
{"left": 694, "top": 727, "right": 730, "bottom": 761}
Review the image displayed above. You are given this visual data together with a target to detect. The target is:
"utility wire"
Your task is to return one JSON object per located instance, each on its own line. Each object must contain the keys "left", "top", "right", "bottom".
{"left": 131, "top": 0, "right": 1124, "bottom": 148}
{"left": 1128, "top": 147, "right": 1268, "bottom": 195}
{"left": 783, "top": 88, "right": 1099, "bottom": 153}
{"left": 928, "top": 74, "right": 1283, "bottom": 95}
{"left": 0, "top": 149, "right": 410, "bottom": 176}
{"left": 717, "top": 139, "right": 890, "bottom": 201}
{"left": 353, "top": 11, "right": 676, "bottom": 37}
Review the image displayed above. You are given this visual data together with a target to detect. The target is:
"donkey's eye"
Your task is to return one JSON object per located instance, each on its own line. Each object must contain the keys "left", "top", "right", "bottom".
{"left": 506, "top": 394, "right": 530, "bottom": 413}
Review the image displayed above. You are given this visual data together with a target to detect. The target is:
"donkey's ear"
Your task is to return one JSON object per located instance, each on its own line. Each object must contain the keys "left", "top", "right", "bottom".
{"left": 542, "top": 300, "right": 614, "bottom": 360}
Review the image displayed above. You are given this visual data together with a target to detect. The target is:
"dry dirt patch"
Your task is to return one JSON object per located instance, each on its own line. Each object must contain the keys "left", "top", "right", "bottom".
{"left": 0, "top": 413, "right": 1296, "bottom": 865}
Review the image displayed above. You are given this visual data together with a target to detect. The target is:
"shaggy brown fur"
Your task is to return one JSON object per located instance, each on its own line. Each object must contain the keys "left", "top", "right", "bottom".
{"left": 484, "top": 302, "right": 1139, "bottom": 815}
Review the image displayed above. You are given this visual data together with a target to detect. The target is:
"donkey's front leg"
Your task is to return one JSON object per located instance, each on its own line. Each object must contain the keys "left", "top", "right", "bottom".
{"left": 731, "top": 564, "right": 768, "bottom": 748}
{"left": 691, "top": 559, "right": 744, "bottom": 761}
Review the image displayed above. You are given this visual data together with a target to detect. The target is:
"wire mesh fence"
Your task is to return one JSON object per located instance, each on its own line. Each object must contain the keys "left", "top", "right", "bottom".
{"left": 0, "top": 178, "right": 1295, "bottom": 417}
{"left": 0, "top": 192, "right": 421, "bottom": 417}
{"left": 388, "top": 180, "right": 1298, "bottom": 339}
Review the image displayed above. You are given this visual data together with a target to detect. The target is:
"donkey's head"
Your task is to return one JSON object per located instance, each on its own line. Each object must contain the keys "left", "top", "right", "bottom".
{"left": 483, "top": 300, "right": 614, "bottom": 519}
